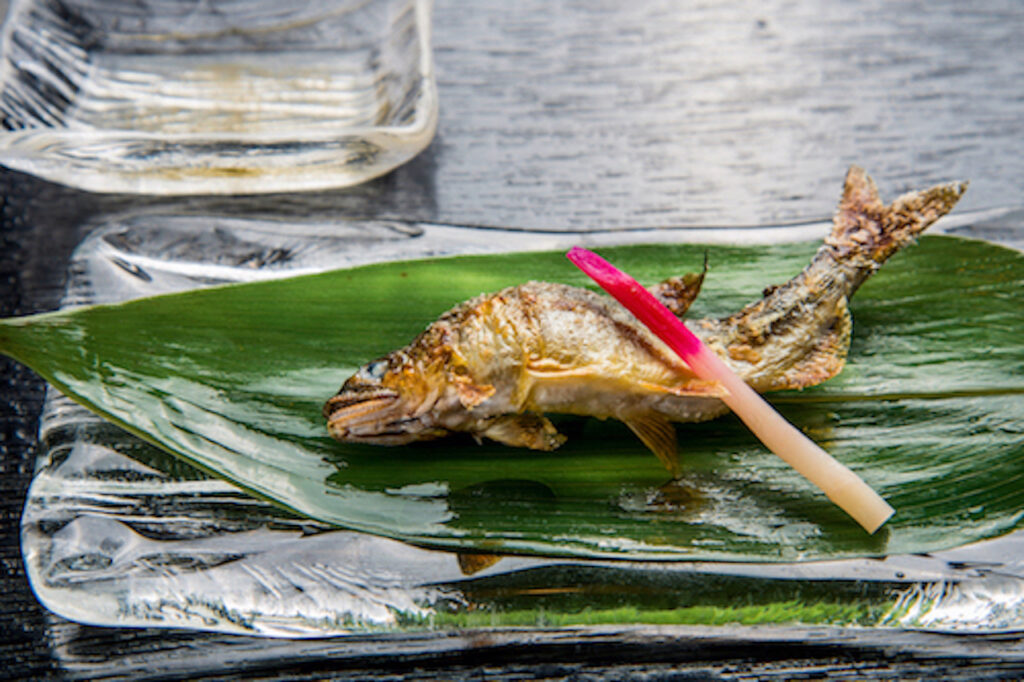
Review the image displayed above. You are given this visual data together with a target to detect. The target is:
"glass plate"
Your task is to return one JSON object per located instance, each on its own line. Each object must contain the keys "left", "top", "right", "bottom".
{"left": 19, "top": 201, "right": 1024, "bottom": 636}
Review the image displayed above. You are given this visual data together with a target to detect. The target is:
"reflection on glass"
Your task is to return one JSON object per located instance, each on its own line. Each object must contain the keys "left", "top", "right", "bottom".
{"left": 0, "top": 0, "right": 437, "bottom": 194}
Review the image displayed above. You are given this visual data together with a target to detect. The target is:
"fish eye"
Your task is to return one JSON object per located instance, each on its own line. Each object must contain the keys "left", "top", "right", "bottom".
{"left": 363, "top": 359, "right": 388, "bottom": 379}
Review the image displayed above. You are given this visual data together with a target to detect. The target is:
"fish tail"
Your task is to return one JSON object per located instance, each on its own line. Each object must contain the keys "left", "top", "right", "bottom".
{"left": 824, "top": 165, "right": 967, "bottom": 293}
{"left": 701, "top": 167, "right": 967, "bottom": 393}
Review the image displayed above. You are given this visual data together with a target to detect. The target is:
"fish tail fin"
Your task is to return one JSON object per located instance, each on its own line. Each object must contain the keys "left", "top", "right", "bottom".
{"left": 825, "top": 166, "right": 967, "bottom": 291}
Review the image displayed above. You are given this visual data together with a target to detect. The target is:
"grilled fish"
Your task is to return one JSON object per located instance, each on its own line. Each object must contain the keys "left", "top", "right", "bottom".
{"left": 324, "top": 167, "right": 966, "bottom": 475}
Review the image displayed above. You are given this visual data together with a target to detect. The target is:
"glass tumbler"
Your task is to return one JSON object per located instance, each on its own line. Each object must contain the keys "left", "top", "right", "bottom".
{"left": 0, "top": 0, "right": 437, "bottom": 194}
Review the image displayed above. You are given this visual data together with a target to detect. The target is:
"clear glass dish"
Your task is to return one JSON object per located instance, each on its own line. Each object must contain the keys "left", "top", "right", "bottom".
{"left": 0, "top": 0, "right": 437, "bottom": 195}
{"left": 19, "top": 200, "right": 1024, "bottom": 637}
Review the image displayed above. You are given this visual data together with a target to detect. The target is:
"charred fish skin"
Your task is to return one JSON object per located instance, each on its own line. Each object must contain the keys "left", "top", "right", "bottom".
{"left": 325, "top": 166, "right": 967, "bottom": 474}
{"left": 696, "top": 166, "right": 968, "bottom": 394}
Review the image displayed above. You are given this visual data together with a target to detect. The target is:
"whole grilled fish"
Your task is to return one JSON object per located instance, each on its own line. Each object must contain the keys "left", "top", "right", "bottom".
{"left": 325, "top": 167, "right": 966, "bottom": 475}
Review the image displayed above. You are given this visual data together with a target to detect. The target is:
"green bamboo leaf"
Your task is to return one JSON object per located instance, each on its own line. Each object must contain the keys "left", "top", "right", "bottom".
{"left": 2, "top": 236, "right": 1022, "bottom": 561}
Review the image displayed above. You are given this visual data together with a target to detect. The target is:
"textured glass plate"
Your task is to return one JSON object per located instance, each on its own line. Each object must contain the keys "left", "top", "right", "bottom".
{"left": 0, "top": 0, "right": 437, "bottom": 194}
{"left": 18, "top": 204, "right": 1024, "bottom": 637}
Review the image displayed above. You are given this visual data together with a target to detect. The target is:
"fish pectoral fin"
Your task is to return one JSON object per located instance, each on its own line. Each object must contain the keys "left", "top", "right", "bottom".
{"left": 481, "top": 413, "right": 567, "bottom": 451}
{"left": 453, "top": 374, "right": 496, "bottom": 409}
{"left": 648, "top": 258, "right": 708, "bottom": 317}
{"left": 641, "top": 378, "right": 727, "bottom": 398}
{"left": 523, "top": 361, "right": 725, "bottom": 404}
{"left": 623, "top": 415, "right": 681, "bottom": 478}
{"left": 524, "top": 358, "right": 591, "bottom": 377}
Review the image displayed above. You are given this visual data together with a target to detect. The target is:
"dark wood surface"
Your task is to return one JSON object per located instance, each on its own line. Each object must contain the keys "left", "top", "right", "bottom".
{"left": 3, "top": 0, "right": 1024, "bottom": 678}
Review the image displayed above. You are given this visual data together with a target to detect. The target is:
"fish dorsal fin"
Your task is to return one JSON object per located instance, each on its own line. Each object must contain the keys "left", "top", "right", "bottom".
{"left": 624, "top": 415, "right": 680, "bottom": 478}
{"left": 648, "top": 256, "right": 708, "bottom": 317}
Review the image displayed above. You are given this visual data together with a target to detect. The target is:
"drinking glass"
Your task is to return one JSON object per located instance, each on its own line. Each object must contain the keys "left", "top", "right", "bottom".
{"left": 0, "top": 0, "right": 437, "bottom": 194}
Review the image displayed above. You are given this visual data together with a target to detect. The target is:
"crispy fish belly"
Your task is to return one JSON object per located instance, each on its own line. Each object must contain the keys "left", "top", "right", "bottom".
{"left": 325, "top": 167, "right": 966, "bottom": 475}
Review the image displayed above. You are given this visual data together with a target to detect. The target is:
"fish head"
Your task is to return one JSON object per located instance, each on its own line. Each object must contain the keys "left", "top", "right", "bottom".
{"left": 323, "top": 352, "right": 450, "bottom": 445}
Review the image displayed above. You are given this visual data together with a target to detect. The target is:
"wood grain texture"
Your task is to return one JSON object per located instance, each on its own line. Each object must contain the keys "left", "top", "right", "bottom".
{"left": 420, "top": 0, "right": 1023, "bottom": 229}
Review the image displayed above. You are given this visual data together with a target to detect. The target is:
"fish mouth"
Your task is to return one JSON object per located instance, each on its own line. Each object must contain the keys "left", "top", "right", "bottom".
{"left": 324, "top": 388, "right": 443, "bottom": 445}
